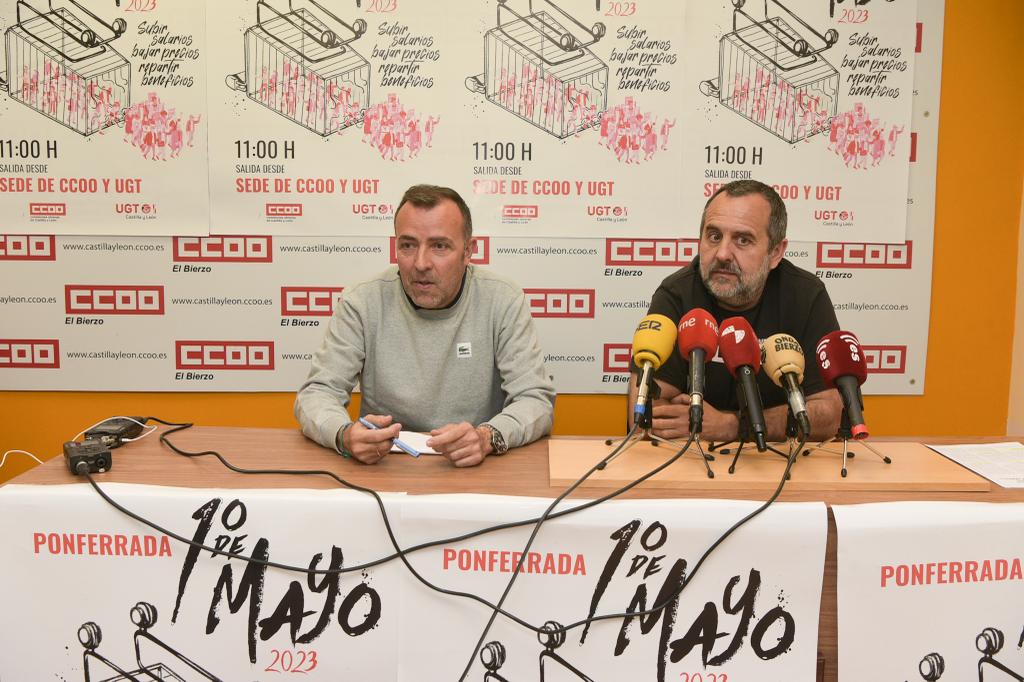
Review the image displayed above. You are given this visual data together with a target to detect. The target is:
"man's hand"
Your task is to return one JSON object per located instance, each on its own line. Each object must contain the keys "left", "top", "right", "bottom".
{"left": 652, "top": 393, "right": 739, "bottom": 443}
{"left": 342, "top": 414, "right": 401, "bottom": 465}
{"left": 428, "top": 422, "right": 492, "bottom": 467}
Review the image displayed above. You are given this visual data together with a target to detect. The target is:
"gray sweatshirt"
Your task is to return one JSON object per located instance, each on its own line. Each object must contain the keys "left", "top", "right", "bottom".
{"left": 295, "top": 265, "right": 555, "bottom": 452}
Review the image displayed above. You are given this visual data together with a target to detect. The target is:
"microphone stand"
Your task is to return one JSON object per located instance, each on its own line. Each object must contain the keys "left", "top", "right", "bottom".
{"left": 801, "top": 408, "right": 891, "bottom": 478}
{"left": 709, "top": 382, "right": 793, "bottom": 475}
{"left": 602, "top": 374, "right": 714, "bottom": 478}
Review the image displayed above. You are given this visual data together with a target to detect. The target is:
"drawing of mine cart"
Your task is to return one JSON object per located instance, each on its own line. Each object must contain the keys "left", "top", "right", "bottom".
{"left": 78, "top": 601, "right": 220, "bottom": 681}
{"left": 225, "top": 0, "right": 369, "bottom": 136}
{"left": 699, "top": 0, "right": 839, "bottom": 144}
{"left": 909, "top": 627, "right": 1023, "bottom": 681}
{"left": 1, "top": 0, "right": 129, "bottom": 135}
{"left": 466, "top": 0, "right": 608, "bottom": 139}
{"left": 479, "top": 620, "right": 596, "bottom": 681}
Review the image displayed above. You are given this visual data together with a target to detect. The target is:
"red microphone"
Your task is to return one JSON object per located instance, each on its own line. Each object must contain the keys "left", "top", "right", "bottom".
{"left": 719, "top": 317, "right": 767, "bottom": 451}
{"left": 677, "top": 309, "right": 718, "bottom": 434}
{"left": 815, "top": 331, "right": 869, "bottom": 439}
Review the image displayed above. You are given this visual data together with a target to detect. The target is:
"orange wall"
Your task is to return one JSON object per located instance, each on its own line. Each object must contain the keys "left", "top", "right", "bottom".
{"left": 2, "top": 1, "right": 1022, "bottom": 483}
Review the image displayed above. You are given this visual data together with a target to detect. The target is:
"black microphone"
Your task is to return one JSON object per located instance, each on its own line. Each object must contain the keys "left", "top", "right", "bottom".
{"left": 719, "top": 317, "right": 767, "bottom": 451}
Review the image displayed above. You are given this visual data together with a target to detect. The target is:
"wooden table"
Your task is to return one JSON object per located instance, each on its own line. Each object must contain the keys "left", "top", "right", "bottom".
{"left": 9, "top": 426, "right": 1024, "bottom": 682}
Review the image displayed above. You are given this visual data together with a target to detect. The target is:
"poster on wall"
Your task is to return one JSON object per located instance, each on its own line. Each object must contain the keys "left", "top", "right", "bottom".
{"left": 0, "top": 0, "right": 209, "bottom": 235}
{"left": 679, "top": 0, "right": 917, "bottom": 244}
{"left": 206, "top": 0, "right": 686, "bottom": 236}
{"left": 834, "top": 502, "right": 1024, "bottom": 682}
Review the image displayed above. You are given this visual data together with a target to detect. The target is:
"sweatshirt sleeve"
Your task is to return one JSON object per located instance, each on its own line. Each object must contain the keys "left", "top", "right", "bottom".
{"left": 293, "top": 289, "right": 367, "bottom": 453}
{"left": 484, "top": 287, "right": 556, "bottom": 448}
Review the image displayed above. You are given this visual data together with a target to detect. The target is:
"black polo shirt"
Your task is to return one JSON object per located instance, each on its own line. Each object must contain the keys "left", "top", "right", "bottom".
{"left": 646, "top": 257, "right": 839, "bottom": 410}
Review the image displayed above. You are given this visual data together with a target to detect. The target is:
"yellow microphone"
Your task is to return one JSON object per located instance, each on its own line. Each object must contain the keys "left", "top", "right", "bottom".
{"left": 632, "top": 314, "right": 677, "bottom": 420}
{"left": 761, "top": 333, "right": 811, "bottom": 436}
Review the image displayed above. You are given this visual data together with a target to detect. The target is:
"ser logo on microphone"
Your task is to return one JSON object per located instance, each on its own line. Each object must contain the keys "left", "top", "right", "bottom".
{"left": 635, "top": 319, "right": 663, "bottom": 332}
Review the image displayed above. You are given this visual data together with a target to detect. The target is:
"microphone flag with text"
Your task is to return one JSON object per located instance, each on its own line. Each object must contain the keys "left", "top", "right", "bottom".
{"left": 815, "top": 331, "right": 869, "bottom": 439}
{"left": 677, "top": 308, "right": 719, "bottom": 435}
{"left": 761, "top": 333, "right": 812, "bottom": 438}
{"left": 719, "top": 317, "right": 768, "bottom": 451}
{"left": 631, "top": 314, "right": 677, "bottom": 422}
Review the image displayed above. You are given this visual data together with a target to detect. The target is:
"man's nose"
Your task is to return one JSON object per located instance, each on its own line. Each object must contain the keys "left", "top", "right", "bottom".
{"left": 413, "top": 246, "right": 431, "bottom": 270}
{"left": 715, "top": 238, "right": 736, "bottom": 264}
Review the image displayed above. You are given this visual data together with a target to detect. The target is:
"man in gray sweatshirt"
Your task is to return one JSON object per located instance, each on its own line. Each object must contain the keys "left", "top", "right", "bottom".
{"left": 295, "top": 184, "right": 555, "bottom": 467}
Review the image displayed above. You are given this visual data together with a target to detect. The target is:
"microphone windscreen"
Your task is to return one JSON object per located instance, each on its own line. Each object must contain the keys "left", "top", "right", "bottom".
{"left": 632, "top": 314, "right": 677, "bottom": 370}
{"left": 816, "top": 331, "right": 868, "bottom": 388}
{"left": 677, "top": 308, "right": 719, "bottom": 358}
{"left": 761, "top": 333, "right": 805, "bottom": 386}
{"left": 718, "top": 316, "right": 761, "bottom": 377}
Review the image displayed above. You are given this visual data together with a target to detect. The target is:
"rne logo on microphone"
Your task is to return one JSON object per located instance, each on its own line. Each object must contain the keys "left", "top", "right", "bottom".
{"left": 266, "top": 203, "right": 303, "bottom": 217}
{"left": 65, "top": 285, "right": 165, "bottom": 315}
{"left": 605, "top": 238, "right": 698, "bottom": 267}
{"left": 816, "top": 242, "right": 913, "bottom": 269}
{"left": 281, "top": 286, "right": 344, "bottom": 316}
{"left": 0, "top": 339, "right": 60, "bottom": 368}
{"left": 862, "top": 345, "right": 907, "bottom": 373}
{"left": 603, "top": 344, "right": 632, "bottom": 373}
{"left": 173, "top": 236, "right": 273, "bottom": 262}
{"left": 0, "top": 235, "right": 56, "bottom": 260}
{"left": 175, "top": 341, "right": 275, "bottom": 370}
{"left": 502, "top": 205, "right": 538, "bottom": 219}
{"left": 29, "top": 202, "right": 66, "bottom": 217}
{"left": 524, "top": 289, "right": 595, "bottom": 318}
{"left": 389, "top": 237, "right": 490, "bottom": 264}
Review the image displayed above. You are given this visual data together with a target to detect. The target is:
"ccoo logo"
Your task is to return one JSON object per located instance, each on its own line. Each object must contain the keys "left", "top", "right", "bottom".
{"left": 817, "top": 242, "right": 912, "bottom": 269}
{"left": 266, "top": 203, "right": 303, "bottom": 217}
{"left": 65, "top": 285, "right": 165, "bottom": 315}
{"left": 0, "top": 339, "right": 60, "bottom": 368}
{"left": 603, "top": 343, "right": 632, "bottom": 373}
{"left": 605, "top": 238, "right": 698, "bottom": 266}
{"left": 29, "top": 202, "right": 66, "bottom": 217}
{"left": 502, "top": 205, "right": 538, "bottom": 219}
{"left": 862, "top": 345, "right": 907, "bottom": 374}
{"left": 523, "top": 289, "right": 595, "bottom": 318}
{"left": 281, "top": 286, "right": 344, "bottom": 316}
{"left": 173, "top": 236, "right": 273, "bottom": 262}
{"left": 176, "top": 341, "right": 275, "bottom": 370}
{"left": 0, "top": 235, "right": 56, "bottom": 261}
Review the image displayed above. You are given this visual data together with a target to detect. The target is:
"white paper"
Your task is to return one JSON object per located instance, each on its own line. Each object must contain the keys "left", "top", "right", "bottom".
{"left": 391, "top": 430, "right": 439, "bottom": 455}
{"left": 926, "top": 442, "right": 1024, "bottom": 488}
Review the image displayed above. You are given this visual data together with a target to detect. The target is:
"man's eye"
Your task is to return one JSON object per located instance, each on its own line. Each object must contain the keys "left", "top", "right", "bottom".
{"left": 706, "top": 232, "right": 721, "bottom": 243}
{"left": 397, "top": 242, "right": 416, "bottom": 252}
{"left": 432, "top": 243, "right": 451, "bottom": 252}
{"left": 737, "top": 237, "right": 752, "bottom": 247}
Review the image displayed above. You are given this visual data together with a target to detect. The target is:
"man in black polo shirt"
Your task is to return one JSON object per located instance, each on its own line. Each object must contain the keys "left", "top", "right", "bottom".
{"left": 628, "top": 180, "right": 842, "bottom": 443}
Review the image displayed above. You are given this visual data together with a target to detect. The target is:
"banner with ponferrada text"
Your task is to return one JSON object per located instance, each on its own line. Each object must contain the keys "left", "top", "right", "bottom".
{"left": 834, "top": 501, "right": 1024, "bottom": 682}
{"left": 399, "top": 494, "right": 827, "bottom": 681}
{"left": 0, "top": 483, "right": 827, "bottom": 680}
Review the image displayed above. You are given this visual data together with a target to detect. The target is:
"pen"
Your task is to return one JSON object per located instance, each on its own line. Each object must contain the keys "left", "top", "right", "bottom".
{"left": 357, "top": 417, "right": 420, "bottom": 457}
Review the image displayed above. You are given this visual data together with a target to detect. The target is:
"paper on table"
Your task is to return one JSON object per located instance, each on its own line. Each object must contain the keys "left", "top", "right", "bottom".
{"left": 390, "top": 431, "right": 440, "bottom": 456}
{"left": 926, "top": 442, "right": 1024, "bottom": 488}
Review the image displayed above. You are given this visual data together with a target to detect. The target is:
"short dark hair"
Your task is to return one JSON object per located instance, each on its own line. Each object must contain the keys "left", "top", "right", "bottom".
{"left": 395, "top": 184, "right": 473, "bottom": 241}
{"left": 701, "top": 180, "right": 787, "bottom": 250}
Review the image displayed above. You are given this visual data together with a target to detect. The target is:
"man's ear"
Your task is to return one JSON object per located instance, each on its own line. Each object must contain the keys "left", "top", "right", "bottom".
{"left": 768, "top": 238, "right": 788, "bottom": 269}
{"left": 464, "top": 237, "right": 476, "bottom": 264}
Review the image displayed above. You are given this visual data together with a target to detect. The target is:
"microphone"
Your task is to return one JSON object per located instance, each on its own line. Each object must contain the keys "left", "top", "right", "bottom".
{"left": 631, "top": 314, "right": 677, "bottom": 421}
{"left": 719, "top": 317, "right": 767, "bottom": 451}
{"left": 677, "top": 309, "right": 719, "bottom": 434}
{"left": 762, "top": 333, "right": 811, "bottom": 438}
{"left": 815, "top": 331, "right": 869, "bottom": 439}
